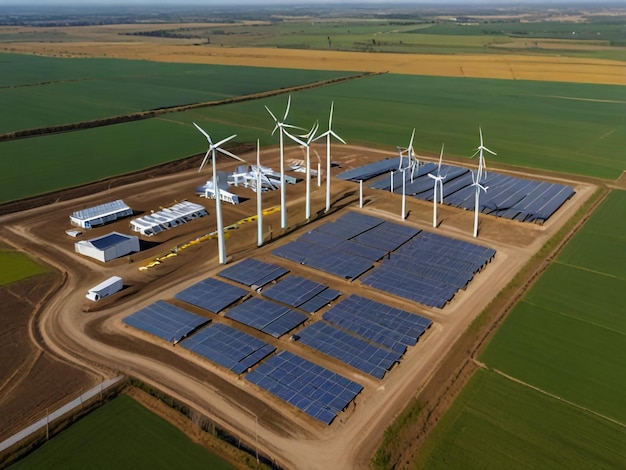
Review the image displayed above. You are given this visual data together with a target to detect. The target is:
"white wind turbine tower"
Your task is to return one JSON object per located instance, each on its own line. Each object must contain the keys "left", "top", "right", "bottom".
{"left": 193, "top": 122, "right": 246, "bottom": 264}
{"left": 265, "top": 95, "right": 302, "bottom": 229}
{"left": 314, "top": 102, "right": 346, "bottom": 213}
{"left": 471, "top": 169, "right": 488, "bottom": 238}
{"left": 471, "top": 126, "right": 496, "bottom": 183}
{"left": 427, "top": 143, "right": 447, "bottom": 228}
{"left": 286, "top": 121, "right": 318, "bottom": 221}
{"left": 255, "top": 139, "right": 264, "bottom": 247}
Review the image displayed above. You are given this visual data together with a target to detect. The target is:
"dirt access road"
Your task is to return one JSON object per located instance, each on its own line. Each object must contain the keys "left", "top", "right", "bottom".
{"left": 0, "top": 143, "right": 595, "bottom": 468}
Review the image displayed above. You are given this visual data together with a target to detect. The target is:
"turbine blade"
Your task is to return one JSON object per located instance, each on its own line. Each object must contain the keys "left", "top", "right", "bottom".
{"left": 479, "top": 126, "right": 484, "bottom": 146}
{"left": 409, "top": 128, "right": 416, "bottom": 149}
{"left": 193, "top": 122, "right": 213, "bottom": 145}
{"left": 198, "top": 149, "right": 211, "bottom": 173}
{"left": 283, "top": 130, "right": 307, "bottom": 147}
{"left": 470, "top": 149, "right": 480, "bottom": 159}
{"left": 283, "top": 95, "right": 291, "bottom": 121}
{"left": 484, "top": 146, "right": 497, "bottom": 156}
{"left": 265, "top": 105, "right": 279, "bottom": 123}
{"left": 330, "top": 130, "right": 347, "bottom": 144}
{"left": 328, "top": 101, "right": 334, "bottom": 128}
{"left": 217, "top": 147, "right": 246, "bottom": 162}
{"left": 214, "top": 134, "right": 237, "bottom": 149}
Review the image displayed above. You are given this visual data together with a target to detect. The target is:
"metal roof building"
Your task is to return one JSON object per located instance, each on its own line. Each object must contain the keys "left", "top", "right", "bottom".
{"left": 130, "top": 201, "right": 207, "bottom": 237}
{"left": 70, "top": 200, "right": 132, "bottom": 229}
{"left": 75, "top": 232, "right": 140, "bottom": 262}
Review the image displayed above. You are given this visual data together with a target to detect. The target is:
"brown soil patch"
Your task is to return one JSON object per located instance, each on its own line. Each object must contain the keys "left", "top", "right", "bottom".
{"left": 2, "top": 42, "right": 624, "bottom": 86}
{"left": 0, "top": 272, "right": 97, "bottom": 442}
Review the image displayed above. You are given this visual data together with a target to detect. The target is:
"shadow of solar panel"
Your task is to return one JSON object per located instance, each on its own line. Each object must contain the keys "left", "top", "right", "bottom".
{"left": 218, "top": 258, "right": 288, "bottom": 287}
{"left": 337, "top": 157, "right": 401, "bottom": 182}
{"left": 263, "top": 275, "right": 327, "bottom": 307}
{"left": 322, "top": 295, "right": 431, "bottom": 353}
{"left": 297, "top": 322, "right": 401, "bottom": 379}
{"left": 175, "top": 277, "right": 247, "bottom": 313}
{"left": 245, "top": 350, "right": 362, "bottom": 425}
{"left": 123, "top": 300, "right": 210, "bottom": 343}
{"left": 180, "top": 323, "right": 274, "bottom": 374}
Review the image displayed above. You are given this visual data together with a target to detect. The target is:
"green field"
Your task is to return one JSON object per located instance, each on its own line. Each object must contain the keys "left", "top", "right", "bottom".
{"left": 417, "top": 190, "right": 626, "bottom": 468}
{"left": 2, "top": 69, "right": 624, "bottom": 203}
{"left": 0, "top": 54, "right": 356, "bottom": 134}
{"left": 0, "top": 248, "right": 48, "bottom": 285}
{"left": 416, "top": 368, "right": 626, "bottom": 469}
{"left": 10, "top": 394, "right": 235, "bottom": 470}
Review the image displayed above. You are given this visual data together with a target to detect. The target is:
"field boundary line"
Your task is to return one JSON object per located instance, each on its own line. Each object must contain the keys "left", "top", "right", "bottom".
{"left": 0, "top": 71, "right": 381, "bottom": 143}
{"left": 553, "top": 260, "right": 626, "bottom": 281}
{"left": 521, "top": 299, "right": 626, "bottom": 337}
{"left": 490, "top": 366, "right": 626, "bottom": 429}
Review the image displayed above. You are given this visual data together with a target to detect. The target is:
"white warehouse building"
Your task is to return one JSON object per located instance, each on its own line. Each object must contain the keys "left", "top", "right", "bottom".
{"left": 70, "top": 199, "right": 132, "bottom": 229}
{"left": 75, "top": 232, "right": 140, "bottom": 262}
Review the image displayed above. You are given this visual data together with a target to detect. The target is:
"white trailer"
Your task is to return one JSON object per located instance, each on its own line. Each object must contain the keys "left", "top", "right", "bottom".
{"left": 86, "top": 276, "right": 123, "bottom": 302}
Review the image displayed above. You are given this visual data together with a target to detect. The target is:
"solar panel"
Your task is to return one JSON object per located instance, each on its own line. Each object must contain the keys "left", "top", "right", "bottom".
{"left": 245, "top": 350, "right": 363, "bottom": 424}
{"left": 262, "top": 275, "right": 328, "bottom": 307}
{"left": 217, "top": 258, "right": 288, "bottom": 287}
{"left": 175, "top": 277, "right": 247, "bottom": 313}
{"left": 337, "top": 157, "right": 401, "bottom": 182}
{"left": 297, "top": 322, "right": 402, "bottom": 379}
{"left": 322, "top": 295, "right": 432, "bottom": 353}
{"left": 123, "top": 300, "right": 210, "bottom": 343}
{"left": 224, "top": 297, "right": 307, "bottom": 338}
{"left": 180, "top": 323, "right": 275, "bottom": 374}
{"left": 351, "top": 221, "right": 420, "bottom": 252}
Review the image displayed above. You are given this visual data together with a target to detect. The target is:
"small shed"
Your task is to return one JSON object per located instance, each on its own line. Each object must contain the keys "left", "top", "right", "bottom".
{"left": 75, "top": 232, "right": 140, "bottom": 262}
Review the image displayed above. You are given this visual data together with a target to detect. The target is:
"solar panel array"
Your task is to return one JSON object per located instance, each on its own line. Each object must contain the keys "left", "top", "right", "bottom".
{"left": 272, "top": 213, "right": 418, "bottom": 280}
{"left": 361, "top": 232, "right": 496, "bottom": 308}
{"left": 323, "top": 295, "right": 432, "bottom": 354}
{"left": 123, "top": 300, "right": 209, "bottom": 343}
{"left": 218, "top": 258, "right": 288, "bottom": 288}
{"left": 365, "top": 163, "right": 574, "bottom": 223}
{"left": 297, "top": 321, "right": 402, "bottom": 379}
{"left": 175, "top": 277, "right": 247, "bottom": 313}
{"left": 180, "top": 323, "right": 275, "bottom": 374}
{"left": 337, "top": 157, "right": 401, "bottom": 182}
{"left": 262, "top": 275, "right": 340, "bottom": 313}
{"left": 225, "top": 297, "right": 308, "bottom": 338}
{"left": 246, "top": 350, "right": 363, "bottom": 424}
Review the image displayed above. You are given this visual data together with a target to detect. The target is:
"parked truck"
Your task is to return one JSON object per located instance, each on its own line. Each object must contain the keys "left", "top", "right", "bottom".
{"left": 86, "top": 276, "right": 123, "bottom": 302}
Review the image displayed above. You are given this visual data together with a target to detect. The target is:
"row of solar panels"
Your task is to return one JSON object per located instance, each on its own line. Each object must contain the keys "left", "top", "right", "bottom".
{"left": 340, "top": 159, "right": 574, "bottom": 224}
{"left": 272, "top": 212, "right": 495, "bottom": 308}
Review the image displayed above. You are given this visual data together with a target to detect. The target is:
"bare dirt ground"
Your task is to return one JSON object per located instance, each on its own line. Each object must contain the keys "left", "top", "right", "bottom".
{"left": 2, "top": 41, "right": 625, "bottom": 86}
{"left": 0, "top": 271, "right": 98, "bottom": 442}
{"left": 0, "top": 143, "right": 595, "bottom": 468}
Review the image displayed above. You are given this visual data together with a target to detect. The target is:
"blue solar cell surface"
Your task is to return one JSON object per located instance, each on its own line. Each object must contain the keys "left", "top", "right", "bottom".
{"left": 337, "top": 157, "right": 402, "bottom": 182}
{"left": 360, "top": 232, "right": 496, "bottom": 308}
{"left": 224, "top": 297, "right": 307, "bottom": 338}
{"left": 218, "top": 258, "right": 288, "bottom": 287}
{"left": 262, "top": 275, "right": 341, "bottom": 313}
{"left": 175, "top": 277, "right": 247, "bottom": 313}
{"left": 365, "top": 163, "right": 574, "bottom": 223}
{"left": 245, "top": 350, "right": 363, "bottom": 425}
{"left": 323, "top": 295, "right": 432, "bottom": 354}
{"left": 297, "top": 322, "right": 402, "bottom": 379}
{"left": 123, "top": 300, "right": 209, "bottom": 343}
{"left": 90, "top": 232, "right": 133, "bottom": 250}
{"left": 180, "top": 323, "right": 275, "bottom": 374}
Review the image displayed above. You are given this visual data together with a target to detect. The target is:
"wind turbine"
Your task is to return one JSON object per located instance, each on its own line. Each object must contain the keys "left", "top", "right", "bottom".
{"left": 314, "top": 102, "right": 346, "bottom": 213}
{"left": 471, "top": 126, "right": 496, "bottom": 183}
{"left": 265, "top": 95, "right": 303, "bottom": 229}
{"left": 398, "top": 129, "right": 420, "bottom": 182}
{"left": 286, "top": 121, "right": 318, "bottom": 220}
{"left": 193, "top": 122, "right": 246, "bottom": 264}
{"left": 471, "top": 170, "right": 488, "bottom": 238}
{"left": 427, "top": 143, "right": 447, "bottom": 228}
